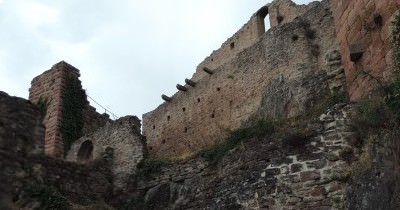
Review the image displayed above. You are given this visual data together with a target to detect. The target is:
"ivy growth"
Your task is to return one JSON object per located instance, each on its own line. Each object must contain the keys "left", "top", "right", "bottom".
{"left": 36, "top": 96, "right": 51, "bottom": 118}
{"left": 60, "top": 76, "right": 87, "bottom": 155}
{"left": 385, "top": 10, "right": 400, "bottom": 120}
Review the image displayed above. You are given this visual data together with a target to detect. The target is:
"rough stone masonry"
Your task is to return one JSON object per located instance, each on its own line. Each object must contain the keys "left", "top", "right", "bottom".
{"left": 142, "top": 0, "right": 347, "bottom": 158}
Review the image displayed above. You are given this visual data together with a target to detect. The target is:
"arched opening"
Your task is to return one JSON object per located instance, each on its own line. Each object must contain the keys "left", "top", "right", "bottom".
{"left": 77, "top": 140, "right": 93, "bottom": 162}
{"left": 256, "top": 5, "right": 269, "bottom": 35}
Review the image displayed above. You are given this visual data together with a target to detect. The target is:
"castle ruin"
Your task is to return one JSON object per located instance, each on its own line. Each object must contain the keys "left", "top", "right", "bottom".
{"left": 27, "top": 0, "right": 397, "bottom": 160}
{"left": 1, "top": 0, "right": 399, "bottom": 208}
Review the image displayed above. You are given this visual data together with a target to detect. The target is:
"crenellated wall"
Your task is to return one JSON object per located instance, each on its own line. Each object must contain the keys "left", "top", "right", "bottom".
{"left": 143, "top": 0, "right": 346, "bottom": 158}
{"left": 29, "top": 61, "right": 110, "bottom": 157}
{"left": 329, "top": 0, "right": 399, "bottom": 100}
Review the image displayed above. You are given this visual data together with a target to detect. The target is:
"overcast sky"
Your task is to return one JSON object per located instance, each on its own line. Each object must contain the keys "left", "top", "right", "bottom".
{"left": 0, "top": 0, "right": 316, "bottom": 119}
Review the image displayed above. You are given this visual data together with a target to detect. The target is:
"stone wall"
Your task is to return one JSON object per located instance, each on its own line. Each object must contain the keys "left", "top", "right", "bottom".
{"left": 123, "top": 104, "right": 356, "bottom": 209}
{"left": 0, "top": 92, "right": 112, "bottom": 209}
{"left": 191, "top": 4, "right": 268, "bottom": 82}
{"left": 0, "top": 91, "right": 44, "bottom": 155}
{"left": 143, "top": 0, "right": 346, "bottom": 158}
{"left": 329, "top": 0, "right": 399, "bottom": 100}
{"left": 29, "top": 61, "right": 109, "bottom": 157}
{"left": 0, "top": 150, "right": 113, "bottom": 209}
{"left": 268, "top": 0, "right": 319, "bottom": 27}
{"left": 66, "top": 116, "right": 146, "bottom": 190}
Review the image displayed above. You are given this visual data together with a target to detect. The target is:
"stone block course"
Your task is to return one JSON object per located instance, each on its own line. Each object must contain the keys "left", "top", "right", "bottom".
{"left": 122, "top": 104, "right": 357, "bottom": 209}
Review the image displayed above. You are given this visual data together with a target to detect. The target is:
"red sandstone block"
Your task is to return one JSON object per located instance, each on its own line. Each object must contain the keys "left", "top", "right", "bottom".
{"left": 340, "top": 0, "right": 351, "bottom": 12}
{"left": 347, "top": 9, "right": 359, "bottom": 28}
{"left": 386, "top": 49, "right": 393, "bottom": 67}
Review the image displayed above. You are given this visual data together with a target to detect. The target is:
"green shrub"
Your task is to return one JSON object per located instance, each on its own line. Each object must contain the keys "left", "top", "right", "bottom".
{"left": 351, "top": 98, "right": 400, "bottom": 144}
{"left": 23, "top": 183, "right": 69, "bottom": 210}
{"left": 135, "top": 158, "right": 170, "bottom": 178}
{"left": 199, "top": 118, "right": 275, "bottom": 164}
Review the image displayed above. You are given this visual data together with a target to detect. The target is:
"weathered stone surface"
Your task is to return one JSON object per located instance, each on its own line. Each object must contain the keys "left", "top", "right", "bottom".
{"left": 66, "top": 116, "right": 145, "bottom": 190}
{"left": 29, "top": 61, "right": 110, "bottom": 157}
{"left": 345, "top": 130, "right": 400, "bottom": 210}
{"left": 1, "top": 0, "right": 399, "bottom": 209}
{"left": 268, "top": 0, "right": 320, "bottom": 27}
{"left": 0, "top": 91, "right": 44, "bottom": 155}
{"left": 143, "top": 0, "right": 346, "bottom": 158}
{"left": 0, "top": 150, "right": 113, "bottom": 209}
{"left": 329, "top": 0, "right": 398, "bottom": 100}
{"left": 118, "top": 105, "right": 355, "bottom": 209}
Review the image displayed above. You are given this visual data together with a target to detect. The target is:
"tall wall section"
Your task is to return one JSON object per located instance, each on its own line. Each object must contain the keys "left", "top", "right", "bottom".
{"left": 329, "top": 0, "right": 399, "bottom": 100}
{"left": 143, "top": 0, "right": 346, "bottom": 158}
{"left": 29, "top": 61, "right": 109, "bottom": 157}
{"left": 190, "top": 5, "right": 268, "bottom": 82}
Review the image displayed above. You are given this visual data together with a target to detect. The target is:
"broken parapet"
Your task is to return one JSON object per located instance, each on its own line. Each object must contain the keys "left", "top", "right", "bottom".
{"left": 66, "top": 116, "right": 145, "bottom": 189}
{"left": 268, "top": 0, "right": 319, "bottom": 27}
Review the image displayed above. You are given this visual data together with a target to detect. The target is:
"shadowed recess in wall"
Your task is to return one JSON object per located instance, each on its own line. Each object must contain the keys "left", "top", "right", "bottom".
{"left": 60, "top": 76, "right": 87, "bottom": 155}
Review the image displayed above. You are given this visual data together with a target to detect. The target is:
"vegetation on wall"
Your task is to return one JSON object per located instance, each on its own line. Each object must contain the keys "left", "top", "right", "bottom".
{"left": 352, "top": 10, "right": 400, "bottom": 140}
{"left": 386, "top": 9, "right": 400, "bottom": 118}
{"left": 134, "top": 158, "right": 170, "bottom": 179}
{"left": 60, "top": 76, "right": 87, "bottom": 155}
{"left": 36, "top": 96, "right": 51, "bottom": 118}
{"left": 197, "top": 89, "right": 348, "bottom": 165}
{"left": 20, "top": 183, "right": 69, "bottom": 210}
{"left": 199, "top": 118, "right": 275, "bottom": 164}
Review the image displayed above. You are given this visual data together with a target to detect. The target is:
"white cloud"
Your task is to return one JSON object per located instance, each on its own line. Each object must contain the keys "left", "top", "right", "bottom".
{"left": 16, "top": 1, "right": 59, "bottom": 27}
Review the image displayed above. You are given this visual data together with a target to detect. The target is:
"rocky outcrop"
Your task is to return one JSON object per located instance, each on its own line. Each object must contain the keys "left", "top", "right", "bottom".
{"left": 345, "top": 130, "right": 400, "bottom": 210}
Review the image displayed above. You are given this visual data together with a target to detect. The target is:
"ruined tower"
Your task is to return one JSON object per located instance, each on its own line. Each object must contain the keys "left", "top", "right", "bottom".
{"left": 29, "top": 61, "right": 109, "bottom": 157}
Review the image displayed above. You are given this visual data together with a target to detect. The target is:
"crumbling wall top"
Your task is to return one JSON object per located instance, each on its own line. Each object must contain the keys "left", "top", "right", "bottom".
{"left": 268, "top": 0, "right": 320, "bottom": 27}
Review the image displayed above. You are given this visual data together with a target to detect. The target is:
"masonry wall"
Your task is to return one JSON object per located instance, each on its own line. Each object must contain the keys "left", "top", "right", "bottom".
{"left": 66, "top": 116, "right": 146, "bottom": 190}
{"left": 190, "top": 5, "right": 268, "bottom": 82}
{"left": 0, "top": 92, "right": 113, "bottom": 209}
{"left": 268, "top": 0, "right": 319, "bottom": 27}
{"left": 143, "top": 0, "right": 346, "bottom": 158}
{"left": 29, "top": 61, "right": 109, "bottom": 157}
{"left": 329, "top": 0, "right": 399, "bottom": 100}
{"left": 29, "top": 61, "right": 75, "bottom": 157}
{"left": 0, "top": 150, "right": 113, "bottom": 209}
{"left": 124, "top": 104, "right": 356, "bottom": 209}
{"left": 0, "top": 91, "right": 44, "bottom": 155}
